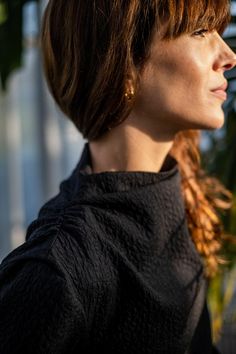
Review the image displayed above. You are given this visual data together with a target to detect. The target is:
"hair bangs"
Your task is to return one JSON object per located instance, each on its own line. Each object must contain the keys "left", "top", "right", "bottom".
{"left": 157, "top": 0, "right": 231, "bottom": 39}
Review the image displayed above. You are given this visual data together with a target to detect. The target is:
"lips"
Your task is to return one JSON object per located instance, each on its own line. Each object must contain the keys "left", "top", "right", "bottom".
{"left": 211, "top": 81, "right": 228, "bottom": 101}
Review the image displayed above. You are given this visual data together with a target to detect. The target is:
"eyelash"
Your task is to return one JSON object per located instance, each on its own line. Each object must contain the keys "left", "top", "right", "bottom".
{"left": 193, "top": 29, "right": 209, "bottom": 37}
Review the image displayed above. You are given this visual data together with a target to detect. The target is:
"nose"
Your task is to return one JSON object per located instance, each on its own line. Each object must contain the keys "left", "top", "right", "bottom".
{"left": 222, "top": 46, "right": 236, "bottom": 71}
{"left": 213, "top": 34, "right": 236, "bottom": 72}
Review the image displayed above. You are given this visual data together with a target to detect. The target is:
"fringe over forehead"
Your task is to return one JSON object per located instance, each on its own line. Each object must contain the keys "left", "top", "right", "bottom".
{"left": 155, "top": 0, "right": 231, "bottom": 38}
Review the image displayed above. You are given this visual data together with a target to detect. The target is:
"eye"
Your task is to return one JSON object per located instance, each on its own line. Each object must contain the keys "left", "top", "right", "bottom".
{"left": 192, "top": 29, "right": 209, "bottom": 38}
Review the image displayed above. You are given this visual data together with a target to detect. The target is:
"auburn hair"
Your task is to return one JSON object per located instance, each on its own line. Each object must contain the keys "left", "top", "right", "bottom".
{"left": 40, "top": 0, "right": 233, "bottom": 278}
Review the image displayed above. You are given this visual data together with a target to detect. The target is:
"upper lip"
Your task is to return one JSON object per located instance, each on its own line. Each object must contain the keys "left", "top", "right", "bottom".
{"left": 211, "top": 81, "right": 228, "bottom": 92}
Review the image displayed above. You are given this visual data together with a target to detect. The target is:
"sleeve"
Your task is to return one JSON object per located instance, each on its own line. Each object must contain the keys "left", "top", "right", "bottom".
{"left": 0, "top": 258, "right": 89, "bottom": 354}
{"left": 212, "top": 345, "right": 222, "bottom": 354}
{"left": 188, "top": 299, "right": 220, "bottom": 354}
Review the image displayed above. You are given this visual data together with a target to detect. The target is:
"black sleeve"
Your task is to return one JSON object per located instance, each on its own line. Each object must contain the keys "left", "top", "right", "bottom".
{"left": 212, "top": 345, "right": 222, "bottom": 354}
{"left": 188, "top": 299, "right": 223, "bottom": 354}
{"left": 0, "top": 259, "right": 89, "bottom": 354}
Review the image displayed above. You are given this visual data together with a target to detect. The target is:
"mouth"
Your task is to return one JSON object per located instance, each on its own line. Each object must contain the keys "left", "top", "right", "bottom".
{"left": 210, "top": 81, "right": 228, "bottom": 101}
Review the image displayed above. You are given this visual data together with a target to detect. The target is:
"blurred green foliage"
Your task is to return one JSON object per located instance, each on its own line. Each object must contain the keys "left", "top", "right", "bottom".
{"left": 0, "top": 0, "right": 38, "bottom": 90}
{"left": 0, "top": 2, "right": 8, "bottom": 25}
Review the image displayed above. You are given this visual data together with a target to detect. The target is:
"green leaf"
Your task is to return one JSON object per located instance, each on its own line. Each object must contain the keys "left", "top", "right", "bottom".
{"left": 0, "top": 0, "right": 39, "bottom": 91}
{"left": 0, "top": 1, "right": 8, "bottom": 25}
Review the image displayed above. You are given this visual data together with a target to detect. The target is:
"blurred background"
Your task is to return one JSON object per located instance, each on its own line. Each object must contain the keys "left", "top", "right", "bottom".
{"left": 1, "top": 0, "right": 236, "bottom": 352}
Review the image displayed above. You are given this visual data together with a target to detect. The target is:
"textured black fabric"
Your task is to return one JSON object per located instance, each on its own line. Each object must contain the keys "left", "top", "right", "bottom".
{"left": 0, "top": 142, "right": 216, "bottom": 353}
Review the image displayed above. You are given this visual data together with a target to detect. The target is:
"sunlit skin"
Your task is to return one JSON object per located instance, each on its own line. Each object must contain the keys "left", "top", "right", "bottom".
{"left": 89, "top": 28, "right": 236, "bottom": 174}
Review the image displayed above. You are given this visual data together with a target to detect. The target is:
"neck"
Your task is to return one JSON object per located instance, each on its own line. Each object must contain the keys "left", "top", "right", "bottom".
{"left": 89, "top": 120, "right": 174, "bottom": 174}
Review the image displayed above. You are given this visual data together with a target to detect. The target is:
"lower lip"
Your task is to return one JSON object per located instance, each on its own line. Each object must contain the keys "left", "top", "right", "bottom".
{"left": 211, "top": 90, "right": 227, "bottom": 101}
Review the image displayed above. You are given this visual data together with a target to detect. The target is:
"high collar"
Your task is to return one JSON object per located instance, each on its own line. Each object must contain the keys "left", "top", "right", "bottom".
{"left": 66, "top": 142, "right": 188, "bottom": 251}
{"left": 77, "top": 142, "right": 180, "bottom": 191}
{"left": 73, "top": 141, "right": 181, "bottom": 189}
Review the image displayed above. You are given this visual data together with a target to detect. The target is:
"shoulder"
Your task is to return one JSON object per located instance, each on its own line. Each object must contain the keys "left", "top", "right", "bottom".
{"left": 0, "top": 241, "right": 89, "bottom": 353}
{"left": 0, "top": 194, "right": 118, "bottom": 302}
{"left": 0, "top": 199, "right": 118, "bottom": 352}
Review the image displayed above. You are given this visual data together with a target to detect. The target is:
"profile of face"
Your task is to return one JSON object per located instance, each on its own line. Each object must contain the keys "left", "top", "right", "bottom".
{"left": 131, "top": 27, "right": 236, "bottom": 138}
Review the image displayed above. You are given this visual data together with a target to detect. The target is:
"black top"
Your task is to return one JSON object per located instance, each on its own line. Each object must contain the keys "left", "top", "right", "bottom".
{"left": 0, "top": 142, "right": 218, "bottom": 354}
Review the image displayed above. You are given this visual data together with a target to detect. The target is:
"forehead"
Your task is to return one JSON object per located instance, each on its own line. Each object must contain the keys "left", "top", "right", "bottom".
{"left": 156, "top": 0, "right": 231, "bottom": 39}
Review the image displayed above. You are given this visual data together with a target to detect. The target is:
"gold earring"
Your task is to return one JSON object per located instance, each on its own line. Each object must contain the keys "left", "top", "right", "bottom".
{"left": 125, "top": 89, "right": 135, "bottom": 101}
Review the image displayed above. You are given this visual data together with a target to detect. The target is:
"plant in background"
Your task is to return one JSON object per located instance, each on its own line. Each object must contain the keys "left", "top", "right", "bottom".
{"left": 0, "top": 0, "right": 38, "bottom": 91}
{"left": 202, "top": 25, "right": 236, "bottom": 342}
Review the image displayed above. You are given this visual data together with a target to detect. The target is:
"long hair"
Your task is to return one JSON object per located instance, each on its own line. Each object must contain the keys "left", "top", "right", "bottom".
{"left": 40, "top": 0, "right": 233, "bottom": 278}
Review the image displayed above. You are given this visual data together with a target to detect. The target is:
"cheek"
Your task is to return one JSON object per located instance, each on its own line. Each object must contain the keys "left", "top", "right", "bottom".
{"left": 146, "top": 51, "right": 197, "bottom": 95}
{"left": 137, "top": 47, "right": 212, "bottom": 125}
{"left": 140, "top": 58, "right": 202, "bottom": 113}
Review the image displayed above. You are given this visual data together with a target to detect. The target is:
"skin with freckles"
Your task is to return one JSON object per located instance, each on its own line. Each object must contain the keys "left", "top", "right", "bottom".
{"left": 89, "top": 28, "right": 236, "bottom": 174}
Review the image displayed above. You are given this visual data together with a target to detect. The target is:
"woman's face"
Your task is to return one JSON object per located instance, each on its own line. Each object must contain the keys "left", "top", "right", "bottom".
{"left": 131, "top": 28, "right": 236, "bottom": 137}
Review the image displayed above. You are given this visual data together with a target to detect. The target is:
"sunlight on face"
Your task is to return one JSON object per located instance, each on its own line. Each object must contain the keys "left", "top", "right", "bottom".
{"left": 132, "top": 28, "right": 236, "bottom": 139}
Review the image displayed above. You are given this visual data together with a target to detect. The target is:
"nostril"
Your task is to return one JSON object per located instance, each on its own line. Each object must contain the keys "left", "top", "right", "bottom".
{"left": 224, "top": 63, "right": 234, "bottom": 70}
{"left": 224, "top": 58, "right": 236, "bottom": 71}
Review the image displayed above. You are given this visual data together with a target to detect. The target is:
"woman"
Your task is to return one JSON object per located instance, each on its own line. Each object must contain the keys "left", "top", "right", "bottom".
{"left": 0, "top": 1, "right": 235, "bottom": 353}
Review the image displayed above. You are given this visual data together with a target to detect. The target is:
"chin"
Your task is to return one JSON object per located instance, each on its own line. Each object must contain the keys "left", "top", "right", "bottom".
{"left": 194, "top": 110, "right": 225, "bottom": 131}
{"left": 207, "top": 113, "right": 225, "bottom": 130}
